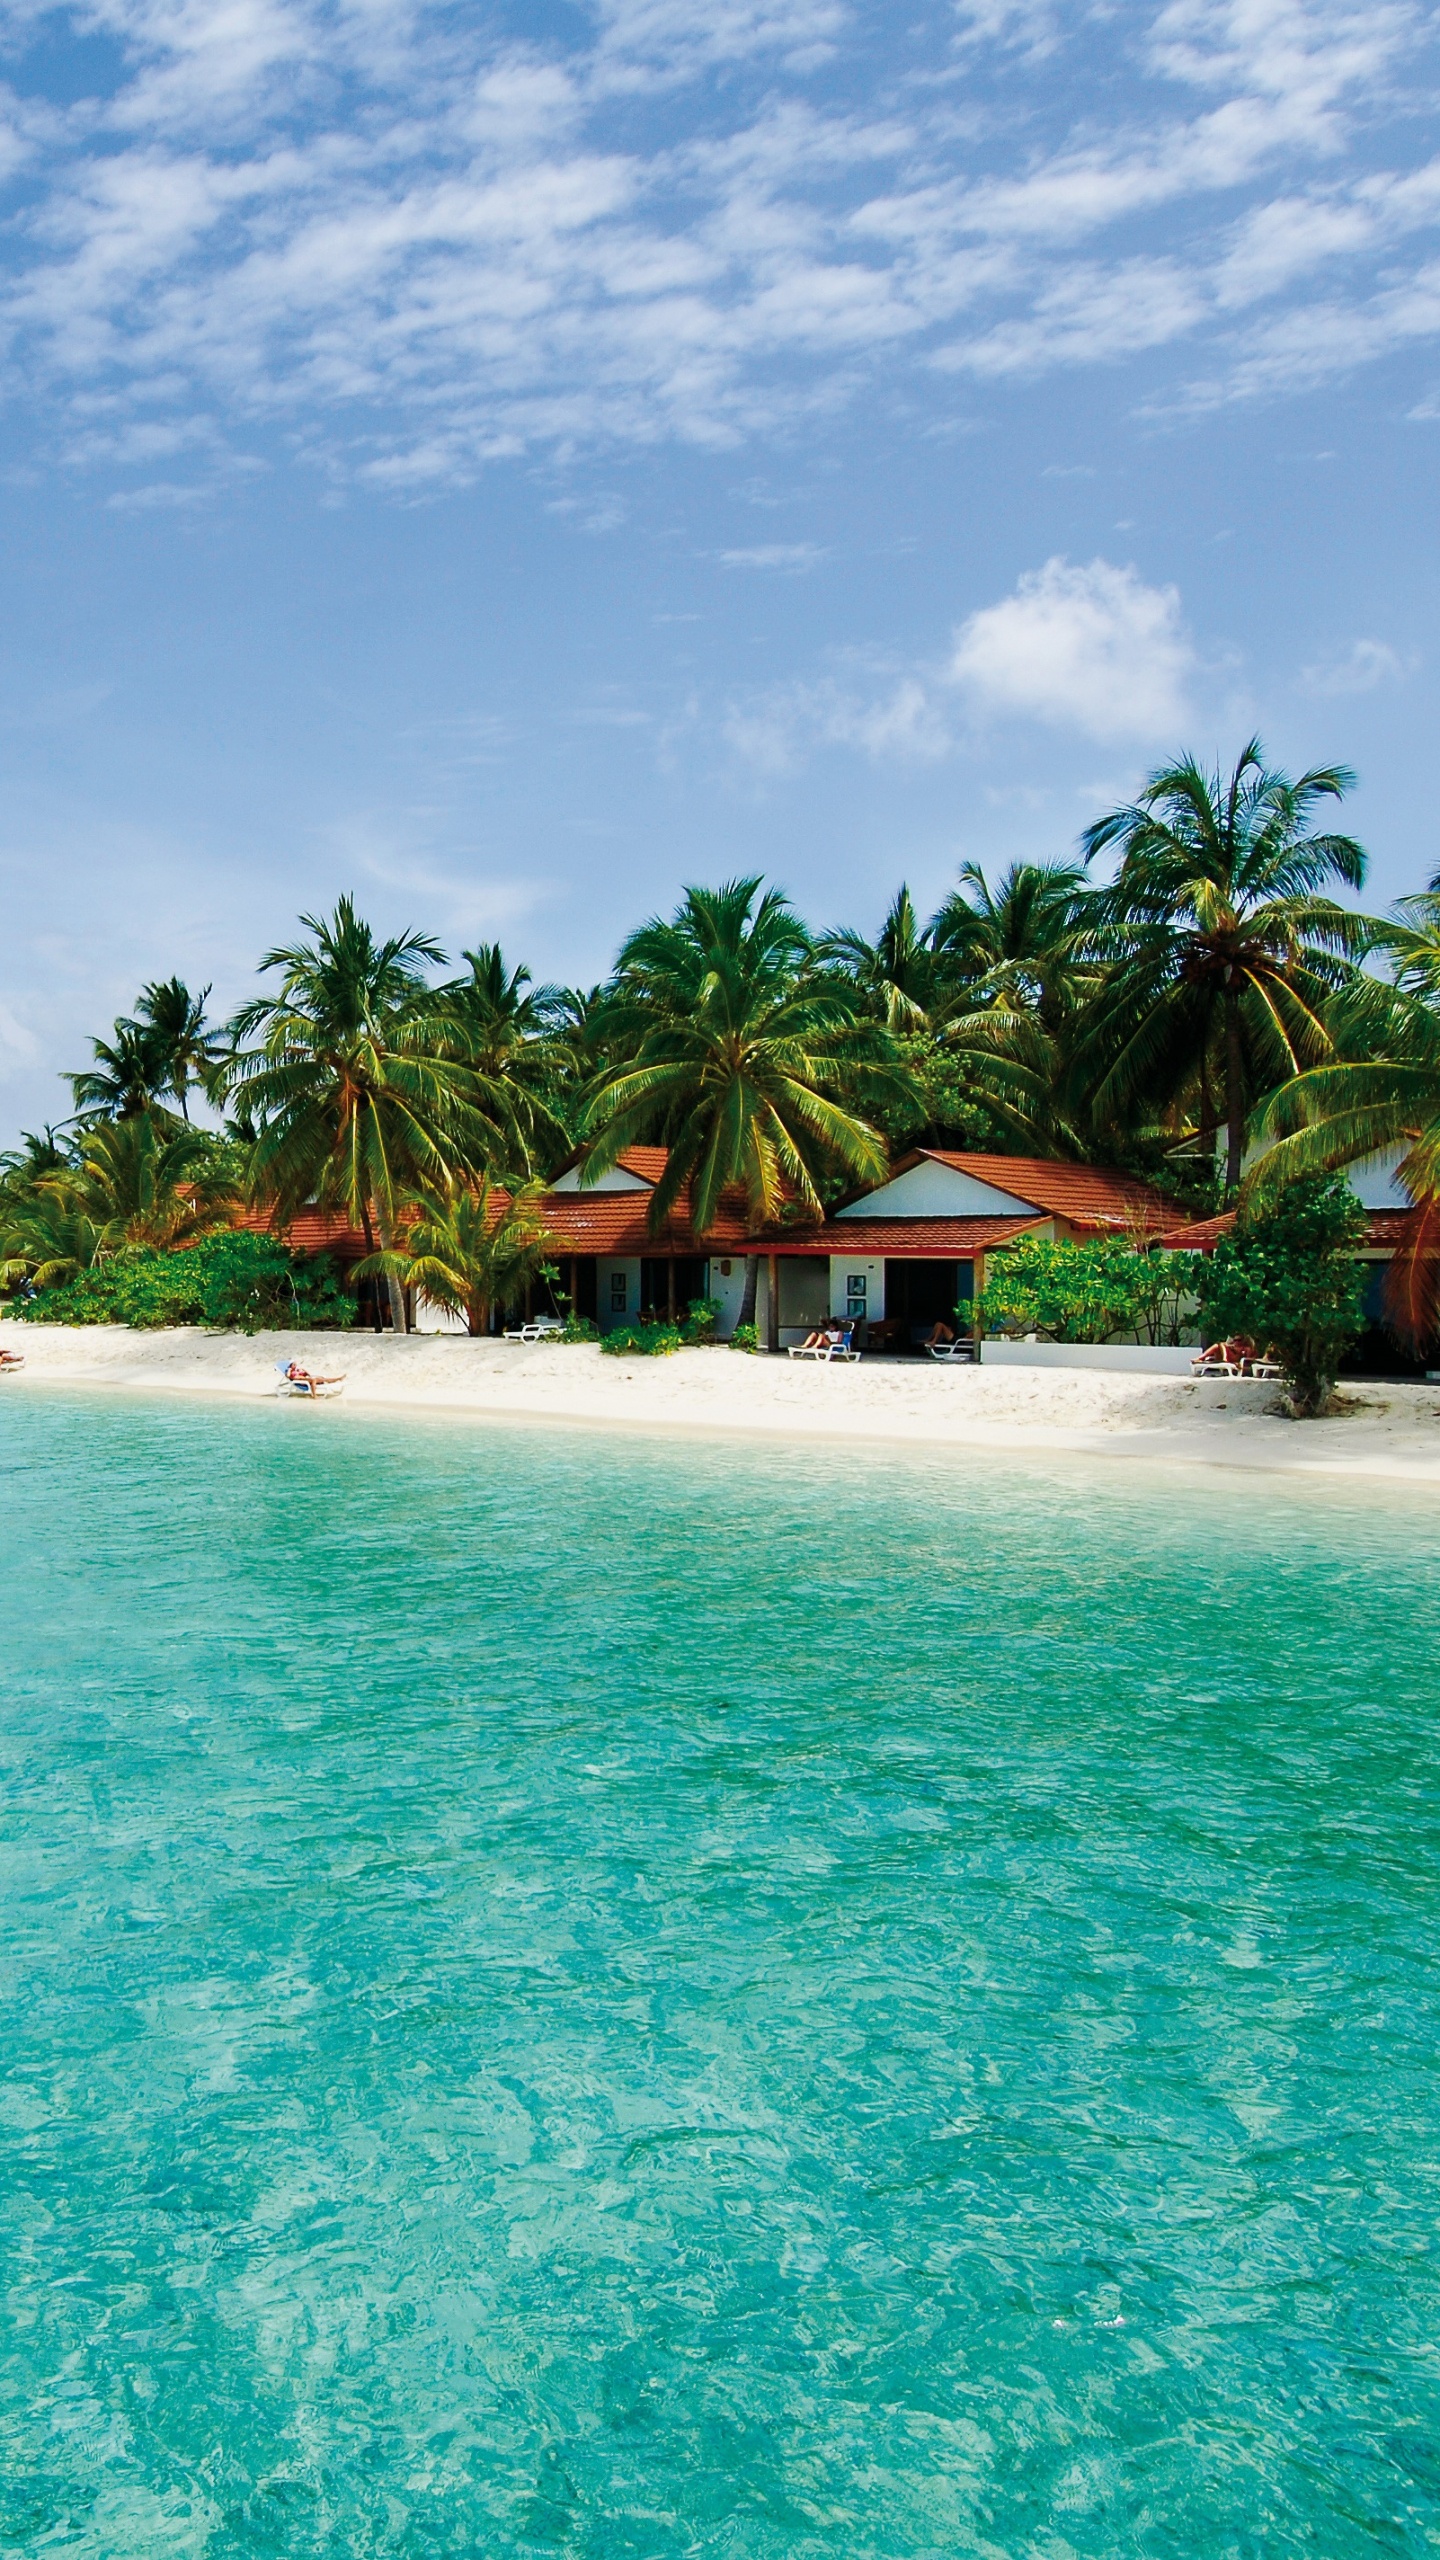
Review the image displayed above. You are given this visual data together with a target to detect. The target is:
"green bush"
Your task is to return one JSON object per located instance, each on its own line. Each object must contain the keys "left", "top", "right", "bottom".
{"left": 1197, "top": 1175, "right": 1367, "bottom": 1416}
{"left": 15, "top": 1230, "right": 356, "bottom": 1332}
{"left": 600, "top": 1319, "right": 683, "bottom": 1357}
{"left": 979, "top": 1239, "right": 1197, "bottom": 1346}
{"left": 557, "top": 1314, "right": 600, "bottom": 1343}
{"left": 729, "top": 1322, "right": 759, "bottom": 1353}
{"left": 680, "top": 1295, "right": 722, "bottom": 1345}
{"left": 981, "top": 1237, "right": 1149, "bottom": 1343}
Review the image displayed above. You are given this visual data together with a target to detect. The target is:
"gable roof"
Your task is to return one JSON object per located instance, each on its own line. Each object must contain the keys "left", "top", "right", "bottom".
{"left": 886, "top": 1150, "right": 1185, "bottom": 1233}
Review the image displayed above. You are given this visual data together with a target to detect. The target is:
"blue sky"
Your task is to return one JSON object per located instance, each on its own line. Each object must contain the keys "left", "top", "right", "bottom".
{"left": 1, "top": 0, "right": 1437, "bottom": 1134}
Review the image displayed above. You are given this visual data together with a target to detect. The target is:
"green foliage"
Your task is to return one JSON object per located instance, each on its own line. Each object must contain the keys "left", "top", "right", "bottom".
{"left": 556, "top": 1314, "right": 599, "bottom": 1342}
{"left": 600, "top": 1318, "right": 682, "bottom": 1357}
{"left": 680, "top": 1295, "right": 721, "bottom": 1344}
{"left": 730, "top": 1322, "right": 759, "bottom": 1352}
{"left": 15, "top": 1230, "right": 355, "bottom": 1331}
{"left": 363, "top": 1180, "right": 560, "bottom": 1335}
{"left": 982, "top": 1237, "right": 1164, "bottom": 1343}
{"left": 1197, "top": 1174, "right": 1367, "bottom": 1415}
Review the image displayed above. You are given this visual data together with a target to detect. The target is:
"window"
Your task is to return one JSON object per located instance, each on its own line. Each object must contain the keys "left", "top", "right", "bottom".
{"left": 846, "top": 1271, "right": 867, "bottom": 1319}
{"left": 610, "top": 1271, "right": 627, "bottom": 1312}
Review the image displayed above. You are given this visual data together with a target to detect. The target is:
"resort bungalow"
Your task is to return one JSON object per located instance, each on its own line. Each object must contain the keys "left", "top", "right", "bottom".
{"left": 536, "top": 1147, "right": 754, "bottom": 1333}
{"left": 1158, "top": 1146, "right": 1434, "bottom": 1379}
{"left": 742, "top": 1152, "right": 1186, "bottom": 1353}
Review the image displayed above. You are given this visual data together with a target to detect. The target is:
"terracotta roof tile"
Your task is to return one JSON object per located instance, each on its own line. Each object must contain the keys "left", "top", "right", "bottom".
{"left": 749, "top": 1215, "right": 1045, "bottom": 1256}
{"left": 916, "top": 1150, "right": 1184, "bottom": 1229}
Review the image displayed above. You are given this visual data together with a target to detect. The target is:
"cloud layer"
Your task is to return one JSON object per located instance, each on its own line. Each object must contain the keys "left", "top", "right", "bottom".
{"left": 0, "top": 0, "right": 1436, "bottom": 491}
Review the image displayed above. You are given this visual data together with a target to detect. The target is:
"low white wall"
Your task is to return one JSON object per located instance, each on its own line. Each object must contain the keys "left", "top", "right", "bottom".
{"left": 981, "top": 1340, "right": 1198, "bottom": 1374}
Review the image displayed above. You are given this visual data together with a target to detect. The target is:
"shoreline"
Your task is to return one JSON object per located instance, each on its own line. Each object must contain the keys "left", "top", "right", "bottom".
{"left": 4, "top": 1322, "right": 1440, "bottom": 1484}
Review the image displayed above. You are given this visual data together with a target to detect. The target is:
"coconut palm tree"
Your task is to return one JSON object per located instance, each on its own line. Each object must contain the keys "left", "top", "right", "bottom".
{"left": 361, "top": 1179, "right": 561, "bottom": 1337}
{"left": 69, "top": 1114, "right": 237, "bottom": 1252}
{"left": 225, "top": 898, "right": 502, "bottom": 1332}
{"left": 928, "top": 860, "right": 1096, "bottom": 1035}
{"left": 134, "top": 979, "right": 227, "bottom": 1120}
{"left": 816, "top": 886, "right": 935, "bottom": 1031}
{"left": 437, "top": 944, "right": 571, "bottom": 1169}
{"left": 68, "top": 1016, "right": 168, "bottom": 1120}
{"left": 1248, "top": 957, "right": 1440, "bottom": 1342}
{"left": 1076, "top": 741, "right": 1371, "bottom": 1193}
{"left": 582, "top": 879, "right": 903, "bottom": 1323}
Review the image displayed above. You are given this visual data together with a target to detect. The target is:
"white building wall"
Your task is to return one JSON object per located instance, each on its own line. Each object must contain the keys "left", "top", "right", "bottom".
{"left": 549, "top": 1163, "right": 650, "bottom": 1193}
{"left": 597, "top": 1257, "right": 643, "bottom": 1328}
{"left": 707, "top": 1255, "right": 749, "bottom": 1338}
{"left": 837, "top": 1158, "right": 1035, "bottom": 1218}
{"left": 413, "top": 1294, "right": 468, "bottom": 1334}
{"left": 829, "top": 1255, "right": 884, "bottom": 1323}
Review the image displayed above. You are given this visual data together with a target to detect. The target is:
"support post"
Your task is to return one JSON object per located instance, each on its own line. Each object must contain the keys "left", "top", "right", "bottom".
{"left": 971, "top": 1252, "right": 985, "bottom": 1360}
{"left": 767, "top": 1253, "right": 780, "bottom": 1355}
{"left": 667, "top": 1257, "right": 676, "bottom": 1321}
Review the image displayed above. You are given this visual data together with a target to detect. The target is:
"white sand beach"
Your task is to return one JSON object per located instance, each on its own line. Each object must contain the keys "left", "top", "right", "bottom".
{"left": 3, "top": 1321, "right": 1439, "bottom": 1483}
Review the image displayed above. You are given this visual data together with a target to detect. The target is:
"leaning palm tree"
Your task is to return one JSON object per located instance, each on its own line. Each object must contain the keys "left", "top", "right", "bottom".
{"left": 816, "top": 886, "right": 935, "bottom": 1031}
{"left": 1248, "top": 966, "right": 1440, "bottom": 1343}
{"left": 361, "top": 1179, "right": 561, "bottom": 1337}
{"left": 1076, "top": 740, "right": 1371, "bottom": 1193}
{"left": 224, "top": 898, "right": 501, "bottom": 1333}
{"left": 582, "top": 879, "right": 903, "bottom": 1323}
{"left": 0, "top": 1186, "right": 103, "bottom": 1294}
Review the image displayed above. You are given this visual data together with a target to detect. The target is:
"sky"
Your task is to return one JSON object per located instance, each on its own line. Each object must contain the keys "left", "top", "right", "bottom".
{"left": 0, "top": 0, "right": 1438, "bottom": 1136}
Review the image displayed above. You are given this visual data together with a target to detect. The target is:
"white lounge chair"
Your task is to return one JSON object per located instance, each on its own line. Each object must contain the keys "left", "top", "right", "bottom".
{"left": 502, "top": 1316, "right": 563, "bottom": 1342}
{"left": 0, "top": 1349, "right": 23, "bottom": 1372}
{"left": 274, "top": 1360, "right": 346, "bottom": 1399}
{"left": 788, "top": 1325, "right": 860, "bottom": 1362}
{"left": 928, "top": 1338, "right": 975, "bottom": 1362}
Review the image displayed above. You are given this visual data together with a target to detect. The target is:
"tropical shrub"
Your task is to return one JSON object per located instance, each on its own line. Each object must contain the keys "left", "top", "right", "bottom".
{"left": 1197, "top": 1174, "right": 1367, "bottom": 1416}
{"left": 600, "top": 1319, "right": 682, "bottom": 1357}
{"left": 980, "top": 1237, "right": 1152, "bottom": 1342}
{"left": 730, "top": 1322, "right": 759, "bottom": 1352}
{"left": 15, "top": 1231, "right": 356, "bottom": 1330}
{"left": 680, "top": 1296, "right": 722, "bottom": 1344}
{"left": 557, "top": 1314, "right": 600, "bottom": 1342}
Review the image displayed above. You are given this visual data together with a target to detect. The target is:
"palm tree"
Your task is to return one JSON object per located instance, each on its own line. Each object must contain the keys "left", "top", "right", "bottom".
{"left": 816, "top": 886, "right": 934, "bottom": 1031}
{"left": 362, "top": 1180, "right": 561, "bottom": 1336}
{"left": 437, "top": 944, "right": 570, "bottom": 1169}
{"left": 582, "top": 879, "right": 903, "bottom": 1325}
{"left": 1077, "top": 740, "right": 1370, "bottom": 1193}
{"left": 69, "top": 1115, "right": 237, "bottom": 1252}
{"left": 929, "top": 861, "right": 1096, "bottom": 1035}
{"left": 69, "top": 1016, "right": 168, "bottom": 1120}
{"left": 0, "top": 1117, "right": 232, "bottom": 1289}
{"left": 134, "top": 979, "right": 227, "bottom": 1120}
{"left": 225, "top": 898, "right": 501, "bottom": 1333}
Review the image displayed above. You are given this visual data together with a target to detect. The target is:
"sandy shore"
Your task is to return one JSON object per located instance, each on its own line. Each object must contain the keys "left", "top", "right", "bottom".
{"left": 3, "top": 1320, "right": 1439, "bottom": 1483}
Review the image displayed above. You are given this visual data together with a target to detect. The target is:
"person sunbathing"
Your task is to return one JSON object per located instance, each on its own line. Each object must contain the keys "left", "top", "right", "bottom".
{"left": 282, "top": 1359, "right": 343, "bottom": 1398}
{"left": 924, "top": 1320, "right": 956, "bottom": 1348}
{"left": 0, "top": 1347, "right": 23, "bottom": 1368}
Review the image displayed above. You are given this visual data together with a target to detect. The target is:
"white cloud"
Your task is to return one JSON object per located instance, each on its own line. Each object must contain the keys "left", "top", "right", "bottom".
{"left": 719, "top": 541, "right": 826, "bottom": 568}
{"left": 948, "top": 557, "right": 1194, "bottom": 742}
{"left": 0, "top": 0, "right": 1433, "bottom": 480}
{"left": 1299, "top": 636, "right": 1413, "bottom": 694}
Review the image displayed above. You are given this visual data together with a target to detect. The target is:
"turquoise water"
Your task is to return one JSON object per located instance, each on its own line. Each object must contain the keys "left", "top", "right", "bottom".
{"left": 1, "top": 1391, "right": 1438, "bottom": 2558}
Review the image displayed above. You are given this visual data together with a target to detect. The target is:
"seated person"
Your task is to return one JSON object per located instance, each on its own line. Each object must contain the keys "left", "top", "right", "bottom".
{"left": 283, "top": 1359, "right": 343, "bottom": 1396}
{"left": 925, "top": 1320, "right": 956, "bottom": 1348}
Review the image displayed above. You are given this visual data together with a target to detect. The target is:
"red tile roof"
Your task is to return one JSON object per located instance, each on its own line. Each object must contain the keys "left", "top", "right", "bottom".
{"left": 911, "top": 1151, "right": 1184, "bottom": 1230}
{"left": 1159, "top": 1207, "right": 1420, "bottom": 1252}
{"left": 749, "top": 1215, "right": 1045, "bottom": 1257}
{"left": 536, "top": 1191, "right": 752, "bottom": 1255}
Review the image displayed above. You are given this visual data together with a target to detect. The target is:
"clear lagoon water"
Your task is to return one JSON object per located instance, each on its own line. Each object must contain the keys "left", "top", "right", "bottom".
{"left": 2, "top": 1386, "right": 1438, "bottom": 2558}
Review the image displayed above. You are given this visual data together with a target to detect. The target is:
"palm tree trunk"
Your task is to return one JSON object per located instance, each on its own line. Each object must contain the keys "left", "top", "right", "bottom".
{"left": 374, "top": 1203, "right": 408, "bottom": 1333}
{"left": 1224, "top": 990, "right": 1244, "bottom": 1197}
{"left": 738, "top": 1254, "right": 758, "bottom": 1328}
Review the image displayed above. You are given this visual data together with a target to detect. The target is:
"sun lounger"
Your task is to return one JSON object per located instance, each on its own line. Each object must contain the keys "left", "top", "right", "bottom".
{"left": 274, "top": 1360, "right": 346, "bottom": 1399}
{"left": 788, "top": 1326, "right": 860, "bottom": 1362}
{"left": 1247, "top": 1355, "right": 1284, "bottom": 1380}
{"left": 0, "top": 1350, "right": 23, "bottom": 1371}
{"left": 503, "top": 1317, "right": 562, "bottom": 1342}
{"left": 927, "top": 1339, "right": 975, "bottom": 1362}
